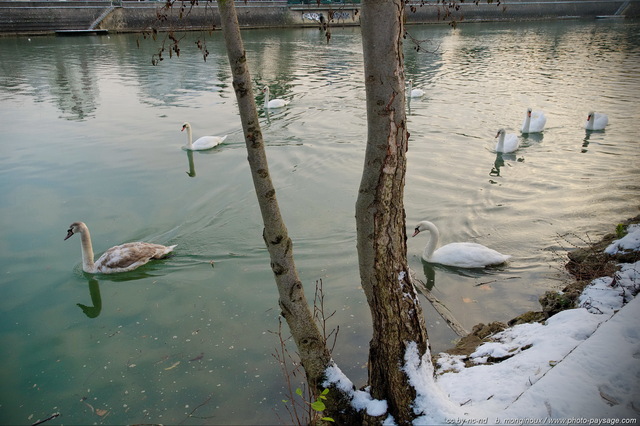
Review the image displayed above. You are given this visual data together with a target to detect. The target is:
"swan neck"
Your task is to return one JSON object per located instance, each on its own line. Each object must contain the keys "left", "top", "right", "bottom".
{"left": 421, "top": 222, "right": 439, "bottom": 261}
{"left": 79, "top": 228, "right": 96, "bottom": 272}
{"left": 263, "top": 90, "right": 269, "bottom": 108}
{"left": 522, "top": 115, "right": 531, "bottom": 132}
{"left": 185, "top": 126, "right": 193, "bottom": 147}
{"left": 496, "top": 132, "right": 505, "bottom": 149}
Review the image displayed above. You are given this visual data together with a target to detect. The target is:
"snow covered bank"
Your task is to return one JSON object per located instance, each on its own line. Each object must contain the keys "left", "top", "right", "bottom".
{"left": 431, "top": 224, "right": 640, "bottom": 425}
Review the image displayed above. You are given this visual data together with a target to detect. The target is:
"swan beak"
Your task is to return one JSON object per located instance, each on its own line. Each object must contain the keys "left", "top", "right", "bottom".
{"left": 181, "top": 125, "right": 186, "bottom": 132}
{"left": 495, "top": 131, "right": 500, "bottom": 138}
{"left": 412, "top": 228, "right": 421, "bottom": 237}
{"left": 64, "top": 228, "right": 74, "bottom": 241}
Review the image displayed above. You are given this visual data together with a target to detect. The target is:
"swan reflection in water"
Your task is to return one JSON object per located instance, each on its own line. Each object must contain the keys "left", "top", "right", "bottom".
{"left": 186, "top": 150, "right": 196, "bottom": 177}
{"left": 582, "top": 129, "right": 608, "bottom": 154}
{"left": 489, "top": 152, "right": 522, "bottom": 178}
{"left": 421, "top": 260, "right": 505, "bottom": 285}
{"left": 77, "top": 277, "right": 102, "bottom": 318}
{"left": 490, "top": 152, "right": 506, "bottom": 177}
{"left": 521, "top": 132, "right": 544, "bottom": 145}
{"left": 77, "top": 268, "right": 166, "bottom": 318}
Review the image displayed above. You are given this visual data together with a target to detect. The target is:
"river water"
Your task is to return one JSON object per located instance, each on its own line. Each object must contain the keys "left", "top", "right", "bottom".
{"left": 0, "top": 20, "right": 638, "bottom": 425}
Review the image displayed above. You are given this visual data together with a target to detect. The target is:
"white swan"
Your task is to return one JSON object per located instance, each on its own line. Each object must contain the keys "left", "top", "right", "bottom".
{"left": 495, "top": 128, "right": 520, "bottom": 153}
{"left": 181, "top": 122, "right": 227, "bottom": 151}
{"left": 584, "top": 111, "right": 608, "bottom": 130}
{"left": 520, "top": 108, "right": 547, "bottom": 133}
{"left": 412, "top": 221, "right": 511, "bottom": 268}
{"left": 262, "top": 87, "right": 289, "bottom": 109}
{"left": 65, "top": 222, "right": 176, "bottom": 274}
{"left": 407, "top": 79, "right": 425, "bottom": 98}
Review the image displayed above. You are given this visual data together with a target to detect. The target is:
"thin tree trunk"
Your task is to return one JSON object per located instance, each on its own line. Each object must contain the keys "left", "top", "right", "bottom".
{"left": 216, "top": 0, "right": 331, "bottom": 396}
{"left": 357, "top": 0, "right": 430, "bottom": 423}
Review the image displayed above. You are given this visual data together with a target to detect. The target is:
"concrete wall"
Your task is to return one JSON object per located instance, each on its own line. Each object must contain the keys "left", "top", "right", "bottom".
{"left": 404, "top": 0, "right": 640, "bottom": 23}
{"left": 0, "top": 0, "right": 638, "bottom": 35}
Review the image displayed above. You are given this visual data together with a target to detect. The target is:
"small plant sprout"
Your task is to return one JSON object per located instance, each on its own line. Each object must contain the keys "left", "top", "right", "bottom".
{"left": 296, "top": 387, "right": 334, "bottom": 422}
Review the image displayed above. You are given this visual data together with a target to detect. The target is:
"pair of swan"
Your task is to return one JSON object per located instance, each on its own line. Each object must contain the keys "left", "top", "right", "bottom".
{"left": 67, "top": 219, "right": 507, "bottom": 274}
{"left": 494, "top": 108, "right": 546, "bottom": 153}
{"left": 518, "top": 109, "right": 607, "bottom": 132}
{"left": 181, "top": 85, "right": 288, "bottom": 149}
{"left": 413, "top": 221, "right": 511, "bottom": 268}
{"left": 65, "top": 222, "right": 176, "bottom": 274}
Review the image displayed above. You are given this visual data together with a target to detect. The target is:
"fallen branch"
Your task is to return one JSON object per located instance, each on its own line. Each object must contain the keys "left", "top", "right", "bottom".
{"left": 410, "top": 271, "right": 468, "bottom": 337}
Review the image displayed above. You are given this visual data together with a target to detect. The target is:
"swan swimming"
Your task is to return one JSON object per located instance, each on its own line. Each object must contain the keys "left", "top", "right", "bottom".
{"left": 521, "top": 108, "right": 547, "bottom": 134}
{"left": 65, "top": 222, "right": 176, "bottom": 274}
{"left": 495, "top": 128, "right": 520, "bottom": 153}
{"left": 181, "top": 122, "right": 227, "bottom": 151}
{"left": 412, "top": 220, "right": 511, "bottom": 268}
{"left": 584, "top": 111, "right": 608, "bottom": 131}
{"left": 262, "top": 87, "right": 289, "bottom": 109}
{"left": 407, "top": 79, "right": 425, "bottom": 98}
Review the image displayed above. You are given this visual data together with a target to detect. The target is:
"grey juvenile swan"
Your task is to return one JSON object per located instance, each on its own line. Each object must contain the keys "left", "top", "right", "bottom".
{"left": 65, "top": 221, "right": 176, "bottom": 274}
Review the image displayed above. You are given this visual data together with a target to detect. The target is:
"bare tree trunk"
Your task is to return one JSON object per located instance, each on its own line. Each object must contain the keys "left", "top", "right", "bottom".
{"left": 357, "top": 0, "right": 430, "bottom": 423}
{"left": 216, "top": 0, "right": 332, "bottom": 397}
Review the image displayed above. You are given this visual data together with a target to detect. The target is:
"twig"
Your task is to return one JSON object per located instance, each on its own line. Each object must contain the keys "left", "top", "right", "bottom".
{"left": 178, "top": 393, "right": 215, "bottom": 424}
{"left": 32, "top": 413, "right": 60, "bottom": 426}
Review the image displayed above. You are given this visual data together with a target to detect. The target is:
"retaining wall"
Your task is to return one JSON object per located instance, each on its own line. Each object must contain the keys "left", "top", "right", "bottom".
{"left": 0, "top": 0, "right": 638, "bottom": 35}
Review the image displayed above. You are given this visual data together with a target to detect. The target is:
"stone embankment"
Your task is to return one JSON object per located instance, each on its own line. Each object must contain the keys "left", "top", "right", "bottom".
{"left": 0, "top": 0, "right": 638, "bottom": 36}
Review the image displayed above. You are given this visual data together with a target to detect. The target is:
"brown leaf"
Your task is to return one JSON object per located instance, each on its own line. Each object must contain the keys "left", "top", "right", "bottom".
{"left": 95, "top": 408, "right": 109, "bottom": 417}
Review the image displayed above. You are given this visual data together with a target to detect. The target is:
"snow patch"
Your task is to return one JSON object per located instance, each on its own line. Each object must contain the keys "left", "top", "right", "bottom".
{"left": 604, "top": 224, "right": 640, "bottom": 255}
{"left": 323, "top": 363, "right": 388, "bottom": 417}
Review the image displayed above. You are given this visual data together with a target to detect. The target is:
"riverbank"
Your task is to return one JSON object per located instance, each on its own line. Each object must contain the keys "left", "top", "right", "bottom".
{"left": 425, "top": 212, "right": 640, "bottom": 423}
{"left": 1, "top": 0, "right": 639, "bottom": 36}
{"left": 441, "top": 211, "right": 640, "bottom": 360}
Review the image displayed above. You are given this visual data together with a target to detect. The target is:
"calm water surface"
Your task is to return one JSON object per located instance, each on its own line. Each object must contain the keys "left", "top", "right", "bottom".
{"left": 0, "top": 20, "right": 639, "bottom": 425}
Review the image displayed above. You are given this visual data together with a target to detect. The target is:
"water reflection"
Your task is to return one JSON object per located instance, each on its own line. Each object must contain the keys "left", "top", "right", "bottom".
{"left": 77, "top": 277, "right": 102, "bottom": 318}
{"left": 420, "top": 263, "right": 436, "bottom": 290}
{"left": 185, "top": 150, "right": 196, "bottom": 177}
{"left": 422, "top": 261, "right": 504, "bottom": 283}
{"left": 490, "top": 152, "right": 506, "bottom": 177}
{"left": 582, "top": 129, "right": 606, "bottom": 153}
{"left": 521, "top": 132, "right": 544, "bottom": 145}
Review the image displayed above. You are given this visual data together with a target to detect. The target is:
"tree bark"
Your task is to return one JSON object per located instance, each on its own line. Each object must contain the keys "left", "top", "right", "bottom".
{"left": 357, "top": 0, "right": 430, "bottom": 423}
{"left": 216, "top": 0, "right": 332, "bottom": 398}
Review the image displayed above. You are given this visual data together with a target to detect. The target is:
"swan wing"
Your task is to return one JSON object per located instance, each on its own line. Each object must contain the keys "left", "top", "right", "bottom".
{"left": 595, "top": 113, "right": 609, "bottom": 129}
{"left": 495, "top": 133, "right": 520, "bottom": 153}
{"left": 94, "top": 243, "right": 176, "bottom": 273}
{"left": 430, "top": 243, "right": 510, "bottom": 268}
{"left": 267, "top": 99, "right": 288, "bottom": 108}
{"left": 190, "top": 135, "right": 226, "bottom": 150}
{"left": 504, "top": 134, "right": 520, "bottom": 152}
